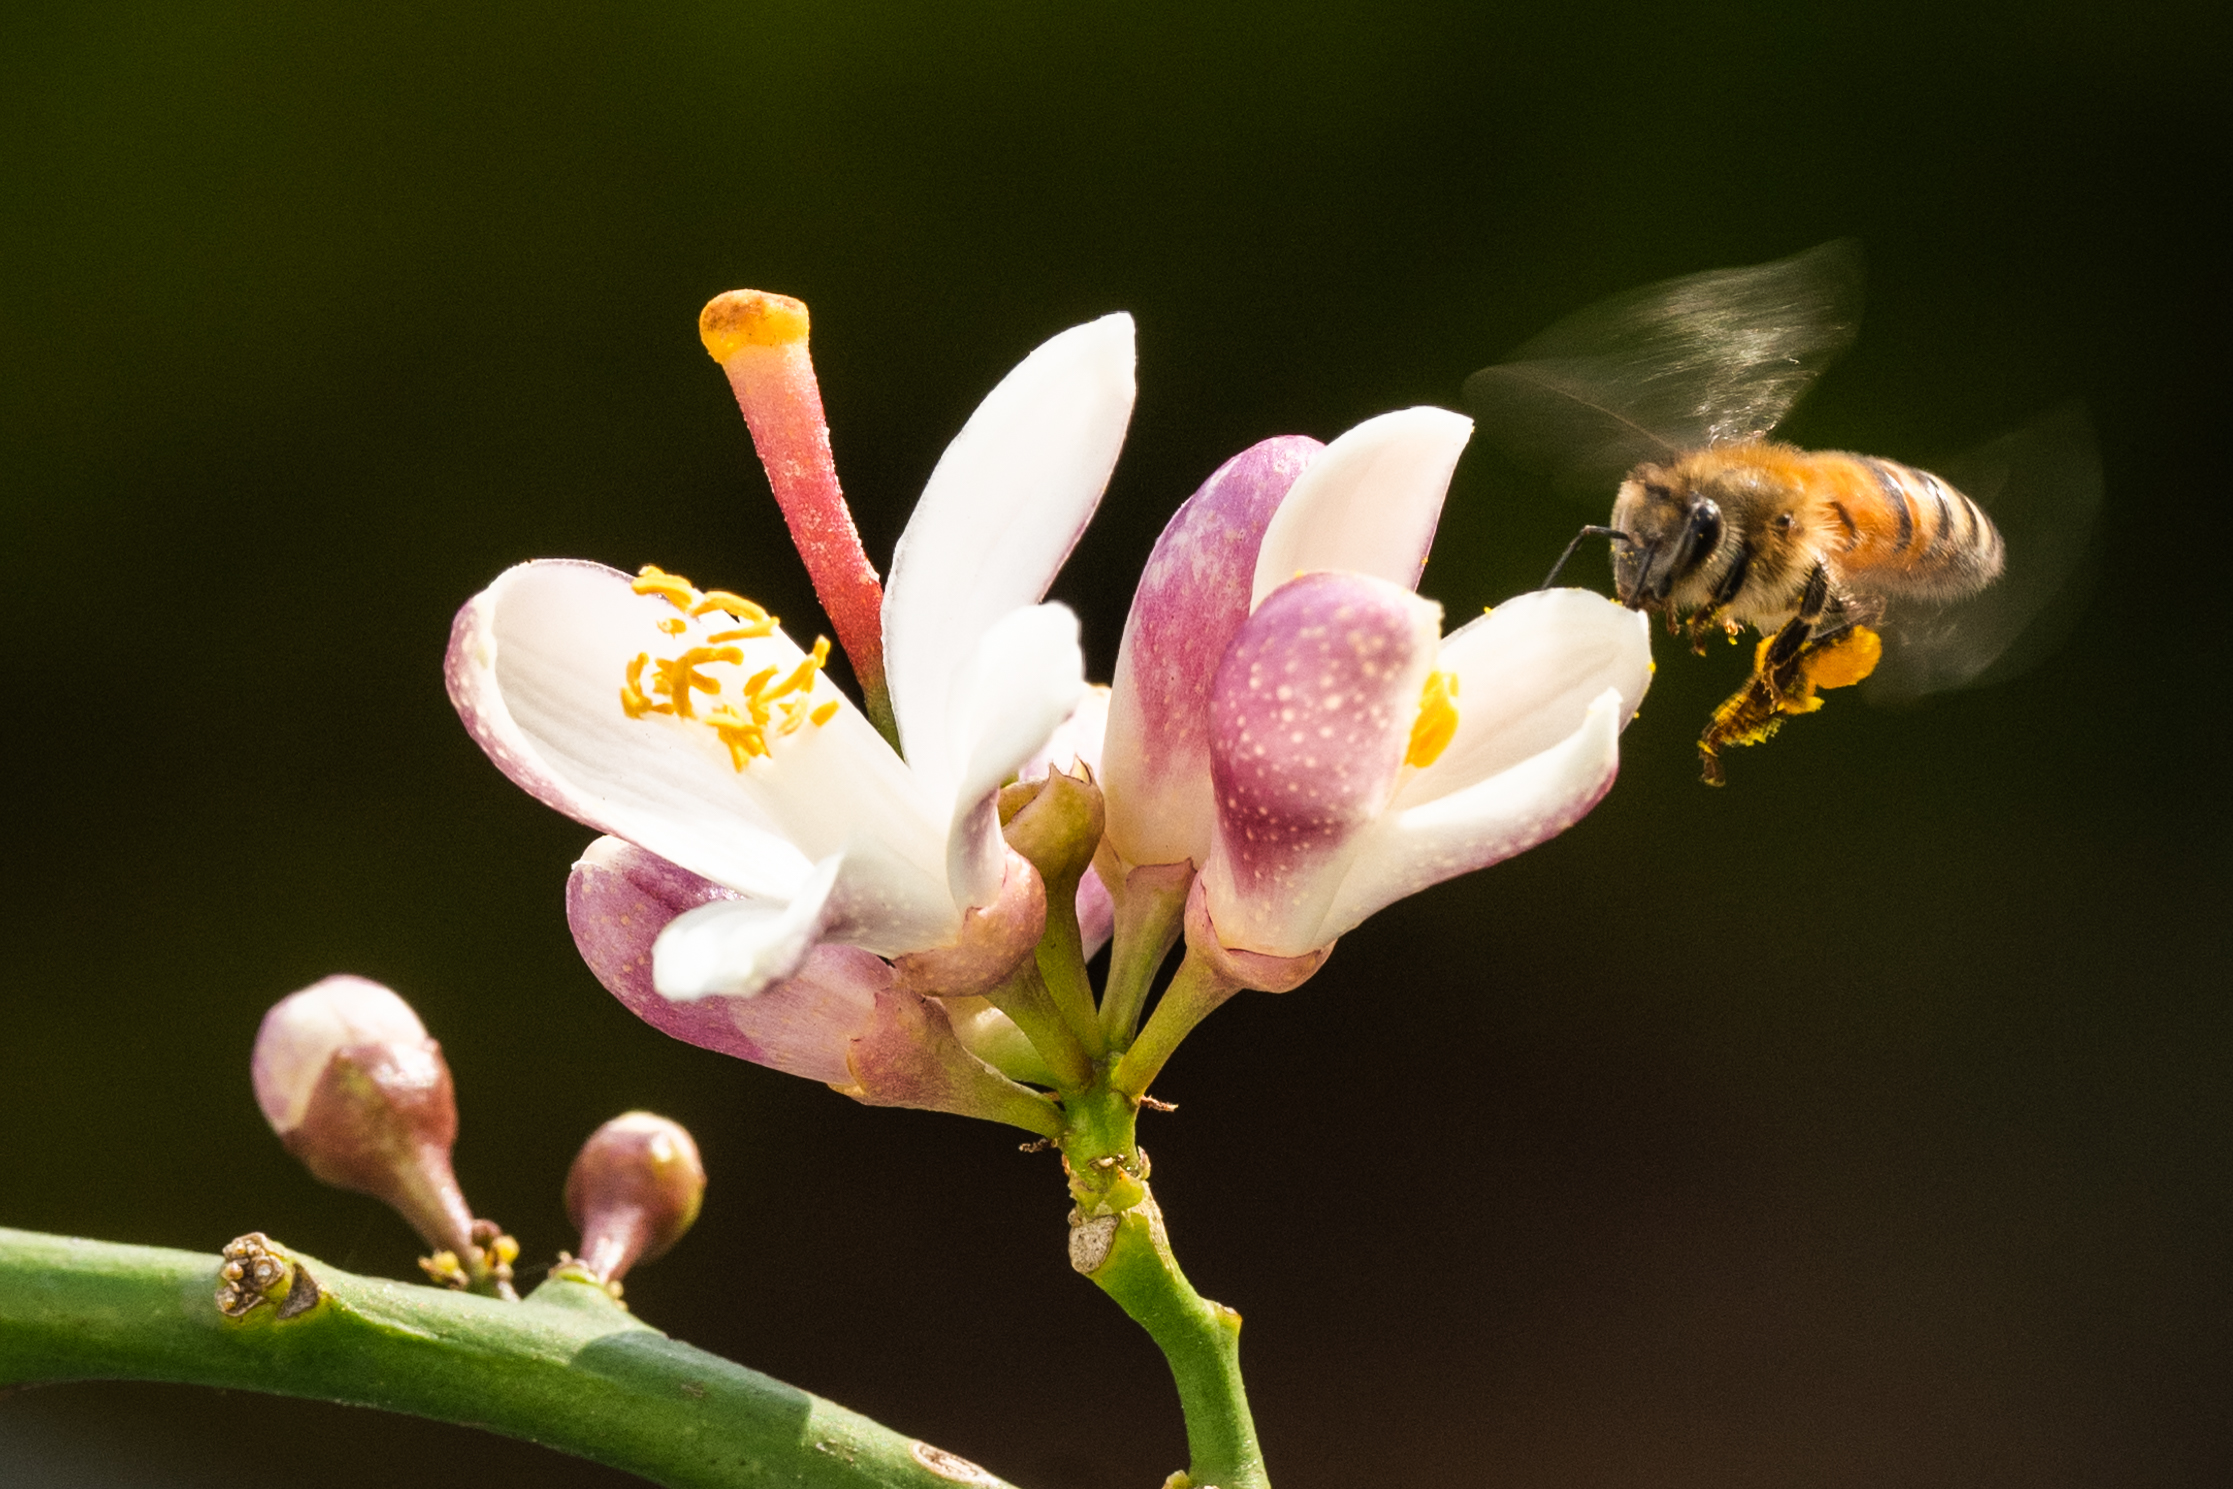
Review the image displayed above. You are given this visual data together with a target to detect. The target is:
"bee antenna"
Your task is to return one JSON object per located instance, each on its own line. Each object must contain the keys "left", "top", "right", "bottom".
{"left": 1542, "top": 525, "right": 1636, "bottom": 589}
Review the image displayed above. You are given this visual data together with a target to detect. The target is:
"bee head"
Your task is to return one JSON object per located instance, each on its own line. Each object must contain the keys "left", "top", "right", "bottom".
{"left": 1610, "top": 465, "right": 1721, "bottom": 609}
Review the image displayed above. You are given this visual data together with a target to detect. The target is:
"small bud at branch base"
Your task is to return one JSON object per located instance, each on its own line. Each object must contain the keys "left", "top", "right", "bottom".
{"left": 564, "top": 1112, "right": 707, "bottom": 1287}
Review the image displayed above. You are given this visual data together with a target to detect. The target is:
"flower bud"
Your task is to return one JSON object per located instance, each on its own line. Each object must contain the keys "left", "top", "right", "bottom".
{"left": 561, "top": 1112, "right": 707, "bottom": 1289}
{"left": 251, "top": 975, "right": 512, "bottom": 1296}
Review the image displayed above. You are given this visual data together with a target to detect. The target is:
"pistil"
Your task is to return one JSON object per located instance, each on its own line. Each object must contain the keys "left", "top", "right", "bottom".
{"left": 700, "top": 290, "right": 895, "bottom": 742}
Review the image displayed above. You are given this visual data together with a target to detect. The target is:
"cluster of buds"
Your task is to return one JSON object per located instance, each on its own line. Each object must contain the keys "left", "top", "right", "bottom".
{"left": 252, "top": 976, "right": 705, "bottom": 1301}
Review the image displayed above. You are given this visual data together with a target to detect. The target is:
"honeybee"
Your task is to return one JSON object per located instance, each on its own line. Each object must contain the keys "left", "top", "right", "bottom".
{"left": 1466, "top": 240, "right": 2101, "bottom": 784}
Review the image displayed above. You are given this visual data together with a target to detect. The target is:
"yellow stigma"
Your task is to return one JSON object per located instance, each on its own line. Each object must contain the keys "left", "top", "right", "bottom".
{"left": 1406, "top": 669, "right": 1460, "bottom": 768}
{"left": 618, "top": 566, "right": 838, "bottom": 770}
{"left": 698, "top": 290, "right": 810, "bottom": 362}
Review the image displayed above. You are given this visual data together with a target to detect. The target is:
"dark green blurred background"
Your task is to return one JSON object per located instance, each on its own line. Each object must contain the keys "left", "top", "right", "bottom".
{"left": 4, "top": 3, "right": 2227, "bottom": 1485}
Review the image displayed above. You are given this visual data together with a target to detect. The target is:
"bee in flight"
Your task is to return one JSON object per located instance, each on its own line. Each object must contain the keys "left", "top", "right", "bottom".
{"left": 1465, "top": 240, "right": 2100, "bottom": 785}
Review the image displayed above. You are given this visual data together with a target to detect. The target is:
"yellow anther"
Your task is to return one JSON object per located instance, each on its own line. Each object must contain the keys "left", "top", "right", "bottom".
{"left": 705, "top": 621, "right": 775, "bottom": 643}
{"left": 705, "top": 705, "right": 770, "bottom": 771}
{"left": 632, "top": 565, "right": 701, "bottom": 612}
{"left": 1406, "top": 670, "right": 1461, "bottom": 768}
{"left": 620, "top": 653, "right": 668, "bottom": 719}
{"left": 699, "top": 290, "right": 810, "bottom": 362}
{"left": 693, "top": 591, "right": 771, "bottom": 623}
{"left": 740, "top": 665, "right": 780, "bottom": 699}
{"left": 810, "top": 700, "right": 839, "bottom": 727}
{"left": 653, "top": 646, "right": 743, "bottom": 720}
{"left": 765, "top": 637, "right": 831, "bottom": 702}
{"left": 656, "top": 617, "right": 687, "bottom": 636}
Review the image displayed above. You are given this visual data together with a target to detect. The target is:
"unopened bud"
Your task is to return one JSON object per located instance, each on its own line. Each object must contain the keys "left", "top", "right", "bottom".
{"left": 251, "top": 975, "right": 513, "bottom": 1297}
{"left": 561, "top": 1112, "right": 706, "bottom": 1290}
{"left": 998, "top": 765, "right": 1106, "bottom": 888}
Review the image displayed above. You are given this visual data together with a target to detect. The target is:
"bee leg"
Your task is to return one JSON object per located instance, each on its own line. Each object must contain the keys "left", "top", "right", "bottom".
{"left": 1696, "top": 606, "right": 1887, "bottom": 784}
{"left": 1696, "top": 613, "right": 1812, "bottom": 785}
{"left": 1697, "top": 568, "right": 1830, "bottom": 782}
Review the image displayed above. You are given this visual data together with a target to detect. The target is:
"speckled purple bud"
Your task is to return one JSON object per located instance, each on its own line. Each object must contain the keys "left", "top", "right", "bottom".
{"left": 1102, "top": 436, "right": 1323, "bottom": 868}
{"left": 1202, "top": 570, "right": 1441, "bottom": 957}
{"left": 566, "top": 836, "right": 887, "bottom": 1086}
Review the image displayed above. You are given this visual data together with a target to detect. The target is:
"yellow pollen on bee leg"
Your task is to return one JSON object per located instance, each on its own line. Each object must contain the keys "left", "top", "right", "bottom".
{"left": 1804, "top": 626, "right": 1883, "bottom": 690}
{"left": 1406, "top": 670, "right": 1461, "bottom": 768}
{"left": 632, "top": 565, "right": 702, "bottom": 612}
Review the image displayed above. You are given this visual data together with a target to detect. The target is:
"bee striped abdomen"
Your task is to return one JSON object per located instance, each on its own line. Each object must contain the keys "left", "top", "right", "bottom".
{"left": 1824, "top": 453, "right": 2004, "bottom": 599}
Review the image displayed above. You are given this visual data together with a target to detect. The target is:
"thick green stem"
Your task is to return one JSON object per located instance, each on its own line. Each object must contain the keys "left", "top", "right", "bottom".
{"left": 1056, "top": 1083, "right": 1266, "bottom": 1489}
{"left": 0, "top": 1227, "right": 1020, "bottom": 1489}
{"left": 1111, "top": 949, "right": 1239, "bottom": 1101}
{"left": 1077, "top": 1194, "right": 1265, "bottom": 1489}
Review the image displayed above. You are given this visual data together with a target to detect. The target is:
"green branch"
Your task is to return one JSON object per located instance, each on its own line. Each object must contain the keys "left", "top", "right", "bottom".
{"left": 0, "top": 1226, "right": 1020, "bottom": 1489}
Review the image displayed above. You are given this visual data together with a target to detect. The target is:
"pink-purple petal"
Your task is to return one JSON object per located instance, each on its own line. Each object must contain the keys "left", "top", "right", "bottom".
{"left": 566, "top": 836, "right": 885, "bottom": 1086}
{"left": 1201, "top": 570, "right": 1441, "bottom": 956}
{"left": 1103, "top": 436, "right": 1323, "bottom": 868}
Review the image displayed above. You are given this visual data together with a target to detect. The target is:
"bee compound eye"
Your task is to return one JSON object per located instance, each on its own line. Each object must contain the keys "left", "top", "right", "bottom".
{"left": 1670, "top": 499, "right": 1722, "bottom": 581}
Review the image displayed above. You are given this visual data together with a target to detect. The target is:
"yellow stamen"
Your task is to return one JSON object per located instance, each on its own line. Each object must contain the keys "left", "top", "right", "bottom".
{"left": 1406, "top": 670, "right": 1461, "bottom": 768}
{"left": 764, "top": 636, "right": 831, "bottom": 702}
{"left": 632, "top": 565, "right": 701, "bottom": 612}
{"left": 652, "top": 646, "right": 743, "bottom": 720}
{"left": 620, "top": 653, "right": 667, "bottom": 719}
{"left": 705, "top": 705, "right": 770, "bottom": 770}
{"left": 693, "top": 591, "right": 771, "bottom": 624}
{"left": 616, "top": 576, "right": 841, "bottom": 769}
{"left": 698, "top": 290, "right": 810, "bottom": 362}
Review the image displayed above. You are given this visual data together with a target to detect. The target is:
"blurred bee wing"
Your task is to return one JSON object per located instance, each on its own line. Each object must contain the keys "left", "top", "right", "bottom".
{"left": 1464, "top": 239, "right": 1865, "bottom": 495}
{"left": 1866, "top": 402, "right": 2104, "bottom": 703}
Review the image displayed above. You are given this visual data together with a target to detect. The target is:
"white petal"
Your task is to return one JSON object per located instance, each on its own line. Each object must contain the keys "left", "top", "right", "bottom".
{"left": 1018, "top": 682, "right": 1109, "bottom": 783}
{"left": 1250, "top": 407, "right": 1472, "bottom": 609}
{"left": 883, "top": 314, "right": 1135, "bottom": 795}
{"left": 941, "top": 603, "right": 1088, "bottom": 907}
{"left": 1318, "top": 686, "right": 1627, "bottom": 941}
{"left": 653, "top": 856, "right": 842, "bottom": 1001}
{"left": 447, "top": 560, "right": 952, "bottom": 934}
{"left": 1392, "top": 588, "right": 1653, "bottom": 810}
